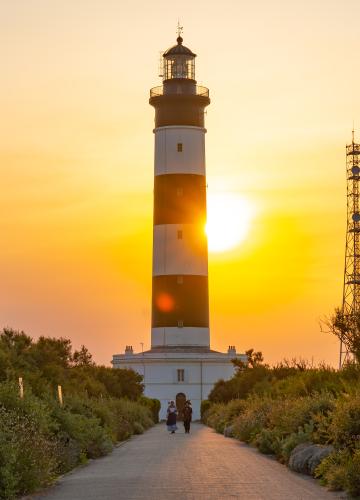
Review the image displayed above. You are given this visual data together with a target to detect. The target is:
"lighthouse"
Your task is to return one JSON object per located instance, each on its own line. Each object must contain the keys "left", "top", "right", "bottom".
{"left": 112, "top": 32, "right": 245, "bottom": 420}
{"left": 150, "top": 34, "right": 210, "bottom": 349}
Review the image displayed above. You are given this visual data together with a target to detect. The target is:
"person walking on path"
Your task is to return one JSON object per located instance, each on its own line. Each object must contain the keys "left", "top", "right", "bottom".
{"left": 183, "top": 400, "right": 192, "bottom": 434}
{"left": 166, "top": 401, "right": 178, "bottom": 434}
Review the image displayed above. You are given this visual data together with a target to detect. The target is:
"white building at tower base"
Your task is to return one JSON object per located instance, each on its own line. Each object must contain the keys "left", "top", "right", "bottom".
{"left": 112, "top": 346, "right": 246, "bottom": 420}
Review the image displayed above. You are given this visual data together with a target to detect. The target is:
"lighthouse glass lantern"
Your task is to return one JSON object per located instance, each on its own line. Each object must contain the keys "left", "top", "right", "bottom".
{"left": 163, "top": 36, "right": 196, "bottom": 81}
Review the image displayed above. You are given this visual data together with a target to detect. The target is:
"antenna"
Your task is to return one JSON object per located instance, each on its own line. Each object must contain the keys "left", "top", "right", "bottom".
{"left": 340, "top": 131, "right": 360, "bottom": 367}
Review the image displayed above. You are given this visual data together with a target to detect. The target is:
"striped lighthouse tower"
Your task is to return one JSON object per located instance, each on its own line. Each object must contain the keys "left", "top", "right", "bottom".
{"left": 112, "top": 32, "right": 245, "bottom": 419}
{"left": 149, "top": 33, "right": 211, "bottom": 349}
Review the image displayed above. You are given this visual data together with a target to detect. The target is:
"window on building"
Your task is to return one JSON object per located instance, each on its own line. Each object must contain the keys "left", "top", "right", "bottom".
{"left": 177, "top": 369, "right": 185, "bottom": 382}
{"left": 177, "top": 276, "right": 183, "bottom": 284}
{"left": 178, "top": 320, "right": 184, "bottom": 328}
{"left": 177, "top": 143, "right": 183, "bottom": 152}
{"left": 177, "top": 230, "right": 183, "bottom": 239}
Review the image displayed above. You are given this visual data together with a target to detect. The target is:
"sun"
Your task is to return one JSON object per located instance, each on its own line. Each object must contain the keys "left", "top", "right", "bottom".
{"left": 206, "top": 193, "right": 254, "bottom": 253}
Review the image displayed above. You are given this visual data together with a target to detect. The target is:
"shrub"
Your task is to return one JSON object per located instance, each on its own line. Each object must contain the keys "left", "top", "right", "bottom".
{"left": 132, "top": 422, "right": 145, "bottom": 435}
{"left": 205, "top": 403, "right": 227, "bottom": 433}
{"left": 0, "top": 383, "right": 156, "bottom": 498}
{"left": 232, "top": 397, "right": 272, "bottom": 442}
{"left": 138, "top": 397, "right": 161, "bottom": 424}
{"left": 0, "top": 329, "right": 157, "bottom": 499}
{"left": 209, "top": 365, "right": 269, "bottom": 403}
{"left": 205, "top": 400, "right": 246, "bottom": 433}
{"left": 200, "top": 400, "right": 212, "bottom": 422}
{"left": 0, "top": 406, "right": 58, "bottom": 499}
{"left": 54, "top": 407, "right": 113, "bottom": 459}
{"left": 327, "top": 394, "right": 360, "bottom": 449}
{"left": 346, "top": 449, "right": 360, "bottom": 497}
{"left": 0, "top": 382, "right": 55, "bottom": 435}
{"left": 280, "top": 422, "right": 314, "bottom": 463}
{"left": 315, "top": 449, "right": 359, "bottom": 494}
{"left": 268, "top": 394, "right": 334, "bottom": 438}
{"left": 208, "top": 360, "right": 360, "bottom": 405}
{"left": 253, "top": 427, "right": 283, "bottom": 456}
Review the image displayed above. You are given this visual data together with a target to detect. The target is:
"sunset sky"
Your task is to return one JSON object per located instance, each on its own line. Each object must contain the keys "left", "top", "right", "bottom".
{"left": 2, "top": 0, "right": 360, "bottom": 366}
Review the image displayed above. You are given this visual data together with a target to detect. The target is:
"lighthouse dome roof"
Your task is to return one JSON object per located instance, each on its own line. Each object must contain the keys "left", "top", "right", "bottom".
{"left": 163, "top": 37, "right": 196, "bottom": 57}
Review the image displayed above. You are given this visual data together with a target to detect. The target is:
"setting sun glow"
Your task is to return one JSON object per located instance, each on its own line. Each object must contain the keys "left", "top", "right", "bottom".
{"left": 206, "top": 194, "right": 254, "bottom": 253}
{"left": 2, "top": 0, "right": 360, "bottom": 366}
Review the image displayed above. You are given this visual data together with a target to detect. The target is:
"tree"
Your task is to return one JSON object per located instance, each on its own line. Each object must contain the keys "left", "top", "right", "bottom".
{"left": 72, "top": 346, "right": 94, "bottom": 367}
{"left": 232, "top": 348, "right": 264, "bottom": 371}
{"left": 31, "top": 336, "right": 73, "bottom": 369}
{"left": 322, "top": 308, "right": 360, "bottom": 363}
{"left": 28, "top": 336, "right": 73, "bottom": 389}
{"left": 0, "top": 328, "right": 35, "bottom": 380}
{"left": 94, "top": 366, "right": 144, "bottom": 400}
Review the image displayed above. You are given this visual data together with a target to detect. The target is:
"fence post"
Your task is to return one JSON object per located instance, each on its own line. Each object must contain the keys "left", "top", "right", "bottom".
{"left": 57, "top": 385, "right": 63, "bottom": 406}
{"left": 18, "top": 377, "right": 24, "bottom": 399}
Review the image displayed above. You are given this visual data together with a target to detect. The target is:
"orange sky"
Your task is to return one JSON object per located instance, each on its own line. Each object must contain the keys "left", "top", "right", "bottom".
{"left": 1, "top": 0, "right": 360, "bottom": 366}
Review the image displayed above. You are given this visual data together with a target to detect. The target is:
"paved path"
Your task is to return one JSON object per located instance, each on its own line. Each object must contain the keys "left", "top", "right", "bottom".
{"left": 32, "top": 423, "right": 343, "bottom": 500}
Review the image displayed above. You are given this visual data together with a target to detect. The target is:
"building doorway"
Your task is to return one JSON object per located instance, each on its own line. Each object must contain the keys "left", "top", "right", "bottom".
{"left": 176, "top": 392, "right": 186, "bottom": 421}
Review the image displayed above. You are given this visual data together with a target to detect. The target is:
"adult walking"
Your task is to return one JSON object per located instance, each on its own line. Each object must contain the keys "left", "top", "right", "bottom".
{"left": 166, "top": 401, "right": 178, "bottom": 434}
{"left": 183, "top": 400, "right": 192, "bottom": 434}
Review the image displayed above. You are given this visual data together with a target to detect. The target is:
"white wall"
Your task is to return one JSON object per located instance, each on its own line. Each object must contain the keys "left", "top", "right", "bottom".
{"left": 114, "top": 358, "right": 236, "bottom": 421}
{"left": 151, "top": 327, "right": 210, "bottom": 347}
{"left": 152, "top": 224, "right": 207, "bottom": 276}
{"left": 154, "top": 126, "right": 206, "bottom": 176}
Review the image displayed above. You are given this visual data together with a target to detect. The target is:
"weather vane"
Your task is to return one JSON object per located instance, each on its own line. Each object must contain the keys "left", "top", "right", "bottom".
{"left": 177, "top": 20, "right": 183, "bottom": 38}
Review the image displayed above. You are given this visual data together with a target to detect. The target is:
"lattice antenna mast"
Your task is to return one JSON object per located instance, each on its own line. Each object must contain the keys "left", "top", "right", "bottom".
{"left": 341, "top": 129, "right": 360, "bottom": 367}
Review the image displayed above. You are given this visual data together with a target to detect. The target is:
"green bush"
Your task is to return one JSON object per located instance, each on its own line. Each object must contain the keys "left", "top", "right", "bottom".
{"left": 132, "top": 422, "right": 145, "bottom": 435}
{"left": 315, "top": 449, "right": 360, "bottom": 496}
{"left": 253, "top": 427, "right": 283, "bottom": 456}
{"left": 0, "top": 389, "right": 156, "bottom": 499}
{"left": 327, "top": 395, "right": 360, "bottom": 449}
{"left": 280, "top": 422, "right": 314, "bottom": 463}
{"left": 232, "top": 397, "right": 272, "bottom": 442}
{"left": 209, "top": 366, "right": 269, "bottom": 403}
{"left": 204, "top": 400, "right": 246, "bottom": 433}
{"left": 347, "top": 449, "right": 360, "bottom": 497}
{"left": 138, "top": 397, "right": 160, "bottom": 424}
{"left": 315, "top": 450, "right": 349, "bottom": 491}
{"left": 200, "top": 399, "right": 212, "bottom": 422}
{"left": 0, "top": 382, "right": 155, "bottom": 498}
{"left": 53, "top": 408, "right": 113, "bottom": 460}
{"left": 208, "top": 361, "right": 360, "bottom": 405}
{"left": 0, "top": 405, "right": 58, "bottom": 499}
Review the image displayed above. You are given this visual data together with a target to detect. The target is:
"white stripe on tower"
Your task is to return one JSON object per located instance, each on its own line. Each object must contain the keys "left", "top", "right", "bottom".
{"left": 152, "top": 224, "right": 207, "bottom": 276}
{"left": 154, "top": 126, "right": 205, "bottom": 176}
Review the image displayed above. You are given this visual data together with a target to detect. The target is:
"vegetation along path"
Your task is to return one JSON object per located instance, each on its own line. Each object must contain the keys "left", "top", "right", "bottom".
{"left": 33, "top": 423, "right": 343, "bottom": 500}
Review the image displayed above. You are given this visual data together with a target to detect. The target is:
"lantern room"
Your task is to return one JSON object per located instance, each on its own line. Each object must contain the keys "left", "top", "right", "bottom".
{"left": 163, "top": 36, "right": 196, "bottom": 82}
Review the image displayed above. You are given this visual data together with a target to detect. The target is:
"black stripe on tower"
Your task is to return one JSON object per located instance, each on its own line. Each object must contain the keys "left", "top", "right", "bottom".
{"left": 153, "top": 173, "right": 206, "bottom": 225}
{"left": 152, "top": 275, "right": 209, "bottom": 328}
{"left": 149, "top": 94, "right": 209, "bottom": 128}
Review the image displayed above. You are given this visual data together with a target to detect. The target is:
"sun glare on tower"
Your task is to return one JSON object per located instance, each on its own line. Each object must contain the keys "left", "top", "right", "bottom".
{"left": 206, "top": 193, "right": 254, "bottom": 253}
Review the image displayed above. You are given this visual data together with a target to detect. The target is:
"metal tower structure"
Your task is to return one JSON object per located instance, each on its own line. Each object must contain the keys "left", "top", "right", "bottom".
{"left": 341, "top": 131, "right": 360, "bottom": 367}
